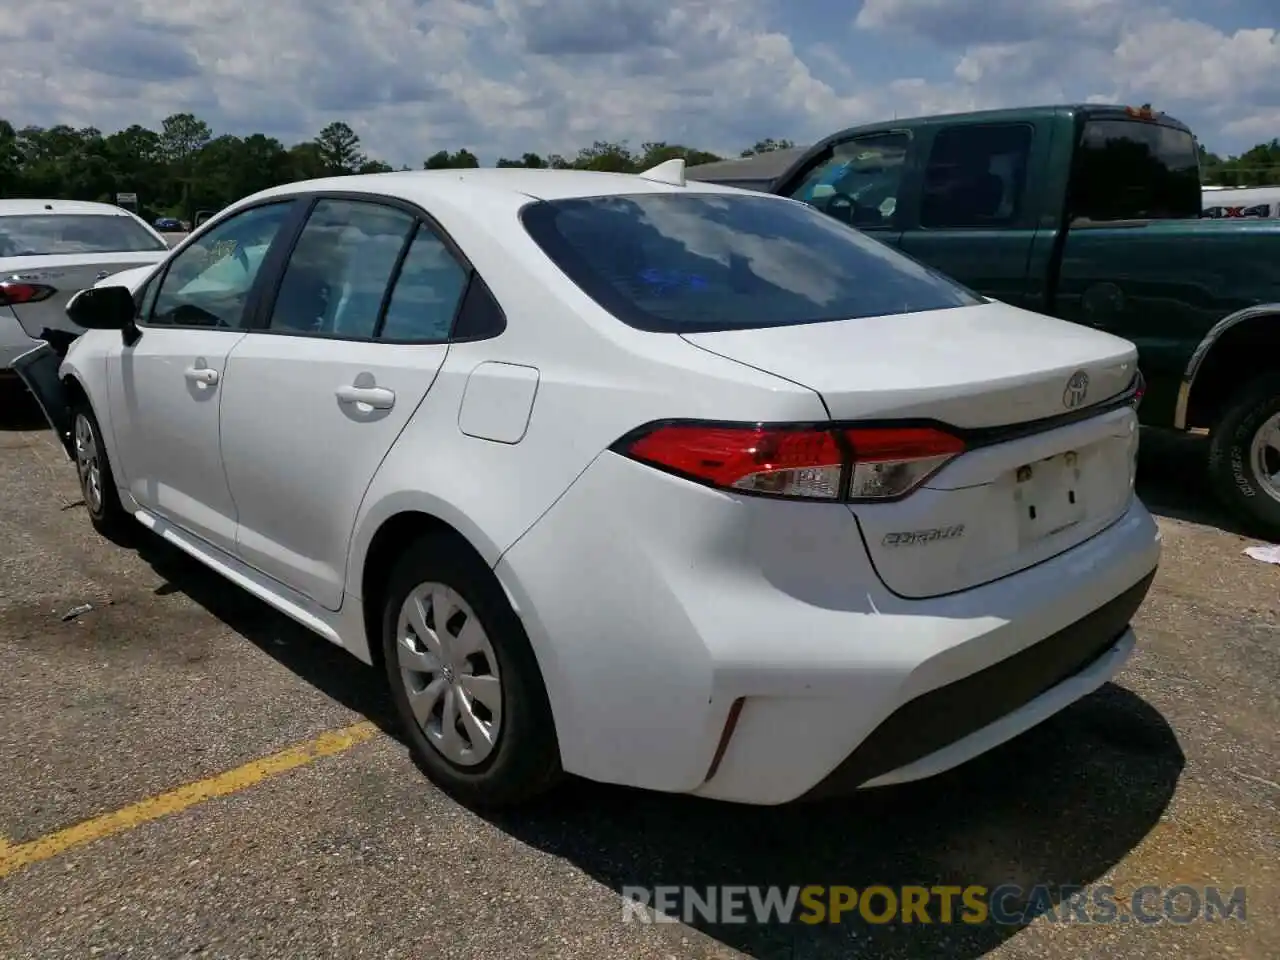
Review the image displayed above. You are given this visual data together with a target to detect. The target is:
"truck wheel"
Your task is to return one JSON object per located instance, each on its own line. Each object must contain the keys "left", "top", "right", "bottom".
{"left": 381, "top": 533, "right": 562, "bottom": 808}
{"left": 71, "top": 401, "right": 134, "bottom": 544}
{"left": 1208, "top": 374, "right": 1280, "bottom": 540}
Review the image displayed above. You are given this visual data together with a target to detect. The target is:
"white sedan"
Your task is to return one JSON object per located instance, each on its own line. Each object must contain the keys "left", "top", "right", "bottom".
{"left": 17, "top": 161, "right": 1161, "bottom": 807}
{"left": 0, "top": 199, "right": 170, "bottom": 376}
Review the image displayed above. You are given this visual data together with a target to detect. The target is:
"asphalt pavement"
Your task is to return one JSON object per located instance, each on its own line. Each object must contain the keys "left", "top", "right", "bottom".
{"left": 0, "top": 390, "right": 1276, "bottom": 959}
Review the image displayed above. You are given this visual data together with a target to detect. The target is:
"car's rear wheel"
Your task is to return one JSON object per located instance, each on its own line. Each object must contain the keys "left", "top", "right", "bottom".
{"left": 381, "top": 534, "right": 561, "bottom": 807}
{"left": 1208, "top": 373, "right": 1280, "bottom": 540}
{"left": 71, "top": 401, "right": 133, "bottom": 543}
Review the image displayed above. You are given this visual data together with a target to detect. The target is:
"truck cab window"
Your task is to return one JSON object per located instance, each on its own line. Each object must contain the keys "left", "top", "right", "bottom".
{"left": 920, "top": 124, "right": 1033, "bottom": 229}
{"left": 788, "top": 132, "right": 909, "bottom": 229}
{"left": 1070, "top": 120, "right": 1200, "bottom": 221}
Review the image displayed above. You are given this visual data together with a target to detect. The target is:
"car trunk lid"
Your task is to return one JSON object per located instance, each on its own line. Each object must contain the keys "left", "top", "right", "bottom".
{"left": 1, "top": 252, "right": 164, "bottom": 340}
{"left": 681, "top": 301, "right": 1142, "bottom": 597}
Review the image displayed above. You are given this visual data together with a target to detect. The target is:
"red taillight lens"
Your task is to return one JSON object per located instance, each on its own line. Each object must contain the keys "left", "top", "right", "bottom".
{"left": 1131, "top": 370, "right": 1145, "bottom": 409}
{"left": 0, "top": 281, "right": 56, "bottom": 306}
{"left": 618, "top": 422, "right": 965, "bottom": 501}
{"left": 626, "top": 424, "right": 846, "bottom": 499}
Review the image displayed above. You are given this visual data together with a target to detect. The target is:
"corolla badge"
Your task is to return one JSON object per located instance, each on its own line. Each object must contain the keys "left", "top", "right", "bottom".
{"left": 1062, "top": 370, "right": 1090, "bottom": 410}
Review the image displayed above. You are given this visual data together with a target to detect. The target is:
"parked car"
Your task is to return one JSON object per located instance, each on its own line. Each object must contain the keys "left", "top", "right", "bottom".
{"left": 688, "top": 104, "right": 1280, "bottom": 538}
{"left": 153, "top": 217, "right": 185, "bottom": 231}
{"left": 15, "top": 165, "right": 1160, "bottom": 807}
{"left": 0, "top": 199, "right": 171, "bottom": 378}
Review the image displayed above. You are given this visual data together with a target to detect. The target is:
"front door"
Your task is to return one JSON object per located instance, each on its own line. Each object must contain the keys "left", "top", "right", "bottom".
{"left": 218, "top": 197, "right": 468, "bottom": 609}
{"left": 105, "top": 200, "right": 299, "bottom": 552}
{"left": 779, "top": 129, "right": 912, "bottom": 249}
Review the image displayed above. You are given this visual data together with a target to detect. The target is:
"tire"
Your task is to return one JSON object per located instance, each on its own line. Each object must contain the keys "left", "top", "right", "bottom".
{"left": 1207, "top": 373, "right": 1280, "bottom": 540}
{"left": 381, "top": 533, "right": 562, "bottom": 807}
{"left": 70, "top": 400, "right": 134, "bottom": 544}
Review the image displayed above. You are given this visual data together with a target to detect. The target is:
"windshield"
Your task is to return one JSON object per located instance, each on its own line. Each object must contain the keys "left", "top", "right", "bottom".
{"left": 1070, "top": 119, "right": 1201, "bottom": 221}
{"left": 0, "top": 213, "right": 167, "bottom": 257}
{"left": 520, "top": 192, "right": 981, "bottom": 333}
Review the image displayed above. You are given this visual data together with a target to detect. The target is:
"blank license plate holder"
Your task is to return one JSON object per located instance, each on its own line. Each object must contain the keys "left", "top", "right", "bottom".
{"left": 1014, "top": 452, "right": 1086, "bottom": 546}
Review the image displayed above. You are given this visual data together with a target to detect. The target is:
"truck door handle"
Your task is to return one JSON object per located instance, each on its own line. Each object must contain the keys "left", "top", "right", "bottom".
{"left": 184, "top": 366, "right": 219, "bottom": 385}
{"left": 336, "top": 384, "right": 395, "bottom": 409}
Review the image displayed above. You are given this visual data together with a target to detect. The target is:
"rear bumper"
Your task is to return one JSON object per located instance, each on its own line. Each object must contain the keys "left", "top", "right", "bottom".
{"left": 797, "top": 570, "right": 1152, "bottom": 800}
{"left": 5, "top": 338, "right": 74, "bottom": 456}
{"left": 496, "top": 452, "right": 1162, "bottom": 805}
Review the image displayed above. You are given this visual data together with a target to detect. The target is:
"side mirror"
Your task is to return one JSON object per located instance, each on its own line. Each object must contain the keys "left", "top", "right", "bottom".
{"left": 67, "top": 285, "right": 136, "bottom": 331}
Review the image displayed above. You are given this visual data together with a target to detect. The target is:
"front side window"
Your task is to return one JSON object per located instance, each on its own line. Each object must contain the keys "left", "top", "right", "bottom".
{"left": 0, "top": 214, "right": 168, "bottom": 257}
{"left": 520, "top": 192, "right": 980, "bottom": 334}
{"left": 789, "top": 133, "right": 910, "bottom": 229}
{"left": 266, "top": 199, "right": 416, "bottom": 337}
{"left": 149, "top": 202, "right": 295, "bottom": 328}
{"left": 920, "top": 124, "right": 1033, "bottom": 229}
{"left": 1070, "top": 119, "right": 1200, "bottom": 221}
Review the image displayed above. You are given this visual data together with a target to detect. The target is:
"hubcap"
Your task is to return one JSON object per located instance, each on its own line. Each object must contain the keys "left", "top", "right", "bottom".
{"left": 73, "top": 413, "right": 102, "bottom": 513}
{"left": 1250, "top": 412, "right": 1280, "bottom": 505}
{"left": 396, "top": 583, "right": 502, "bottom": 766}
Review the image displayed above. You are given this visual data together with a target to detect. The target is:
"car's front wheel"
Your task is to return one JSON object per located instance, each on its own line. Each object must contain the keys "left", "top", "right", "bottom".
{"left": 71, "top": 401, "right": 133, "bottom": 543}
{"left": 1208, "top": 373, "right": 1280, "bottom": 540}
{"left": 381, "top": 533, "right": 561, "bottom": 807}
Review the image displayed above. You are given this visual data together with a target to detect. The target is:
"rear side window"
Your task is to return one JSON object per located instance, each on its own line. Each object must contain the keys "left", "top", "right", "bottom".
{"left": 267, "top": 199, "right": 416, "bottom": 337}
{"left": 0, "top": 214, "right": 167, "bottom": 256}
{"left": 1070, "top": 120, "right": 1200, "bottom": 221}
{"left": 378, "top": 227, "right": 470, "bottom": 342}
{"left": 920, "top": 124, "right": 1032, "bottom": 228}
{"left": 520, "top": 193, "right": 980, "bottom": 333}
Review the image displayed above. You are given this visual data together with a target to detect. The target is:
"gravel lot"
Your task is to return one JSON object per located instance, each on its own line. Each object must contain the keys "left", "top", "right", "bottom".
{"left": 0, "top": 388, "right": 1276, "bottom": 959}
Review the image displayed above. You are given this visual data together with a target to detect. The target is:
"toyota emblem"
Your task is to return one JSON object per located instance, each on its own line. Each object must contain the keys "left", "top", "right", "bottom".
{"left": 1063, "top": 371, "right": 1090, "bottom": 410}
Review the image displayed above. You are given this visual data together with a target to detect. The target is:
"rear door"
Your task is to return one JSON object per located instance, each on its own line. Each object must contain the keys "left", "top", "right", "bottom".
{"left": 775, "top": 129, "right": 913, "bottom": 249}
{"left": 896, "top": 121, "right": 1047, "bottom": 310}
{"left": 217, "top": 195, "right": 472, "bottom": 609}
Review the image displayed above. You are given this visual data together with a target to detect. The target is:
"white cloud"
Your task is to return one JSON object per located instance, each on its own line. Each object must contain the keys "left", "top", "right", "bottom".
{"left": 0, "top": 0, "right": 1274, "bottom": 166}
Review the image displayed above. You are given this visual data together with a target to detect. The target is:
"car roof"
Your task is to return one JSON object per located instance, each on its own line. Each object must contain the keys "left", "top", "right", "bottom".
{"left": 248, "top": 166, "right": 752, "bottom": 211}
{"left": 0, "top": 198, "right": 140, "bottom": 217}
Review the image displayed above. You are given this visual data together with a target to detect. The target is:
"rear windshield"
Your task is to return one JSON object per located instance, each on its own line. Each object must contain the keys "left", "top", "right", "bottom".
{"left": 520, "top": 192, "right": 981, "bottom": 333}
{"left": 1070, "top": 120, "right": 1201, "bottom": 221}
{"left": 0, "top": 213, "right": 167, "bottom": 257}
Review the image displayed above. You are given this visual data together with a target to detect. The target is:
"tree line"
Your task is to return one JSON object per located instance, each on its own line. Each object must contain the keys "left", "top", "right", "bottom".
{"left": 0, "top": 112, "right": 798, "bottom": 223}
{"left": 0, "top": 110, "right": 1274, "bottom": 224}
{"left": 1199, "top": 141, "right": 1280, "bottom": 188}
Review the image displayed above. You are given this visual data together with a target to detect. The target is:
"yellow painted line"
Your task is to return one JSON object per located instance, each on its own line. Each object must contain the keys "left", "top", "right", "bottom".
{"left": 0, "top": 721, "right": 378, "bottom": 880}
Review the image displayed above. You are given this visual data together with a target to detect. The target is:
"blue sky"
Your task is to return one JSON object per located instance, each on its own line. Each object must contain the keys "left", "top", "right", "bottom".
{"left": 1, "top": 0, "right": 1276, "bottom": 165}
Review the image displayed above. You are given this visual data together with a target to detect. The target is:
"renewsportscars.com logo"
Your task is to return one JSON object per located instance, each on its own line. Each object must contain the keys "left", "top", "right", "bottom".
{"left": 621, "top": 884, "right": 1248, "bottom": 926}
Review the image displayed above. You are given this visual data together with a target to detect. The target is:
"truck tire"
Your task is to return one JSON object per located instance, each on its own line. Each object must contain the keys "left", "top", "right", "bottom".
{"left": 1208, "top": 373, "right": 1280, "bottom": 540}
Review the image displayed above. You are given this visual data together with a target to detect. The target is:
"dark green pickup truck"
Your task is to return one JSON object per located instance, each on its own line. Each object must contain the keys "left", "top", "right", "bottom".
{"left": 689, "top": 104, "right": 1280, "bottom": 539}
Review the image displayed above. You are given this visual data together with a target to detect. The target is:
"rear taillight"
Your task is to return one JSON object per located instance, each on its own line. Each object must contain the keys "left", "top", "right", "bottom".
{"left": 617, "top": 422, "right": 965, "bottom": 502}
{"left": 1130, "top": 370, "right": 1145, "bottom": 409}
{"left": 0, "top": 281, "right": 56, "bottom": 307}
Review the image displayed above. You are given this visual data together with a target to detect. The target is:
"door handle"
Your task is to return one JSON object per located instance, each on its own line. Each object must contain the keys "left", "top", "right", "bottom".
{"left": 184, "top": 366, "right": 219, "bottom": 385}
{"left": 336, "top": 384, "right": 395, "bottom": 409}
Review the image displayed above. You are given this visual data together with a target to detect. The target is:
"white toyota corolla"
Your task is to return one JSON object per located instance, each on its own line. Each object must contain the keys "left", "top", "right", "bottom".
{"left": 16, "top": 161, "right": 1160, "bottom": 807}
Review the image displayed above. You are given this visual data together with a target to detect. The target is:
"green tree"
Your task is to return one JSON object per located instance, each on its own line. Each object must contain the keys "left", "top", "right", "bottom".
{"left": 423, "top": 148, "right": 479, "bottom": 169}
{"left": 314, "top": 121, "right": 366, "bottom": 175}
{"left": 740, "top": 137, "right": 795, "bottom": 157}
